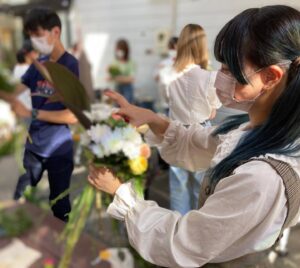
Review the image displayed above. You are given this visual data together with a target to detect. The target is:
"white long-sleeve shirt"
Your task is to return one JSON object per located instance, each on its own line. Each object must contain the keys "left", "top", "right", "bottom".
{"left": 168, "top": 65, "right": 221, "bottom": 124}
{"left": 107, "top": 122, "right": 300, "bottom": 267}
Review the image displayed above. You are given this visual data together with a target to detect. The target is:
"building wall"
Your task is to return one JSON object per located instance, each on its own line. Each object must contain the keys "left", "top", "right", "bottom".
{"left": 70, "top": 0, "right": 300, "bottom": 102}
{"left": 70, "top": 0, "right": 174, "bottom": 101}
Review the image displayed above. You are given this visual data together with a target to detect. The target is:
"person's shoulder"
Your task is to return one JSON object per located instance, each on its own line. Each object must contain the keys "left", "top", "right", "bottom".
{"left": 233, "top": 159, "right": 285, "bottom": 189}
{"left": 186, "top": 65, "right": 212, "bottom": 83}
{"left": 62, "top": 51, "right": 78, "bottom": 65}
{"left": 189, "top": 65, "right": 210, "bottom": 75}
{"left": 212, "top": 159, "right": 285, "bottom": 205}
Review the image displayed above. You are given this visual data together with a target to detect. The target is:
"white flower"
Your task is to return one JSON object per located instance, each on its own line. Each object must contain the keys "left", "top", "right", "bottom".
{"left": 122, "top": 141, "right": 140, "bottom": 159}
{"left": 83, "top": 103, "right": 118, "bottom": 123}
{"left": 102, "top": 128, "right": 124, "bottom": 155}
{"left": 0, "top": 101, "right": 16, "bottom": 129}
{"left": 80, "top": 132, "right": 91, "bottom": 146}
{"left": 90, "top": 144, "right": 105, "bottom": 158}
{"left": 83, "top": 110, "right": 92, "bottom": 121}
{"left": 90, "top": 103, "right": 117, "bottom": 122}
{"left": 122, "top": 125, "right": 142, "bottom": 145}
{"left": 88, "top": 124, "right": 112, "bottom": 144}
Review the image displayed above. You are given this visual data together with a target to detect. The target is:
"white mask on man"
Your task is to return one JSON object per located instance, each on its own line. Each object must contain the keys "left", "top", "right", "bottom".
{"left": 30, "top": 36, "right": 54, "bottom": 55}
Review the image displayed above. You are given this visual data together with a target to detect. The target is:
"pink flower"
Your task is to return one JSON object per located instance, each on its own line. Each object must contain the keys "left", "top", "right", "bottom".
{"left": 140, "top": 144, "right": 151, "bottom": 159}
{"left": 43, "top": 258, "right": 55, "bottom": 265}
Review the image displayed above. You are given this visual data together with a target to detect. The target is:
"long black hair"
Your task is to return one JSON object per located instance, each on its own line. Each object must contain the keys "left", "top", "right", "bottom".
{"left": 210, "top": 5, "right": 300, "bottom": 185}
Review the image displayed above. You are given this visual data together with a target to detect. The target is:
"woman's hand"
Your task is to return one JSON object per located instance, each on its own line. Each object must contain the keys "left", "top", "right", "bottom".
{"left": 104, "top": 90, "right": 154, "bottom": 127}
{"left": 104, "top": 90, "right": 170, "bottom": 136}
{"left": 88, "top": 165, "right": 122, "bottom": 195}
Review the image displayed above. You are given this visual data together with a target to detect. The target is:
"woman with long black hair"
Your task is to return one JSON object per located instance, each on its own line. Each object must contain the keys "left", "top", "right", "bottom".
{"left": 88, "top": 5, "right": 300, "bottom": 267}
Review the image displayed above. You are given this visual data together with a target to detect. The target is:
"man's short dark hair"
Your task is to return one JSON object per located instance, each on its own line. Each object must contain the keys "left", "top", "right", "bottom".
{"left": 22, "top": 40, "right": 34, "bottom": 53}
{"left": 16, "top": 49, "right": 26, "bottom": 64}
{"left": 24, "top": 7, "right": 61, "bottom": 33}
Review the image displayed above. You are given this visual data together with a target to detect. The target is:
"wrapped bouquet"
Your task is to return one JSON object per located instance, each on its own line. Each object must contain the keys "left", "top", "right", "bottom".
{"left": 58, "top": 103, "right": 150, "bottom": 268}
{"left": 31, "top": 60, "right": 150, "bottom": 267}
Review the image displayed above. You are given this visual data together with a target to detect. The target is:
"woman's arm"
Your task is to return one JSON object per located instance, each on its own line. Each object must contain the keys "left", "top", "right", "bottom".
{"left": 88, "top": 161, "right": 286, "bottom": 267}
{"left": 147, "top": 121, "right": 218, "bottom": 171}
{"left": 105, "top": 90, "right": 218, "bottom": 171}
{"left": 114, "top": 75, "right": 134, "bottom": 84}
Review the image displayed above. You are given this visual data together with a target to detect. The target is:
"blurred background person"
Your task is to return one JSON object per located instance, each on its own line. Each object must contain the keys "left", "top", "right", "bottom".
{"left": 71, "top": 41, "right": 95, "bottom": 102}
{"left": 154, "top": 36, "right": 178, "bottom": 114}
{"left": 7, "top": 7, "right": 79, "bottom": 222}
{"left": 12, "top": 40, "right": 38, "bottom": 80}
{"left": 13, "top": 41, "right": 38, "bottom": 114}
{"left": 167, "top": 24, "right": 221, "bottom": 215}
{"left": 108, "top": 39, "right": 135, "bottom": 103}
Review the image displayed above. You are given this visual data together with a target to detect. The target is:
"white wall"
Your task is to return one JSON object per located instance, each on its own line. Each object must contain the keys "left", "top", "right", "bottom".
{"left": 176, "top": 0, "right": 300, "bottom": 70}
{"left": 70, "top": 0, "right": 175, "bottom": 101}
{"left": 70, "top": 0, "right": 300, "bottom": 101}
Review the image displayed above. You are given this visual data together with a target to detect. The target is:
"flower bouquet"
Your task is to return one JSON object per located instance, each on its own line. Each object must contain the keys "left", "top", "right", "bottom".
{"left": 108, "top": 64, "right": 122, "bottom": 78}
{"left": 0, "top": 101, "right": 17, "bottom": 158}
{"left": 0, "top": 65, "right": 15, "bottom": 93}
{"left": 31, "top": 61, "right": 150, "bottom": 267}
{"left": 57, "top": 103, "right": 150, "bottom": 268}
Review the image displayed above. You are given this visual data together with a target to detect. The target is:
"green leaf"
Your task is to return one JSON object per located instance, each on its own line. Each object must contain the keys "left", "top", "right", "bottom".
{"left": 34, "top": 60, "right": 92, "bottom": 129}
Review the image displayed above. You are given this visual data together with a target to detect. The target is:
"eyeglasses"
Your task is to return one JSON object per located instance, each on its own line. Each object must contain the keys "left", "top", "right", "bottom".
{"left": 220, "top": 60, "right": 292, "bottom": 84}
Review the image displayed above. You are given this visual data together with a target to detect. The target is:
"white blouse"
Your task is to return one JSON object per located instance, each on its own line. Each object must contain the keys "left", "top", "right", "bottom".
{"left": 107, "top": 121, "right": 300, "bottom": 267}
{"left": 168, "top": 65, "right": 222, "bottom": 124}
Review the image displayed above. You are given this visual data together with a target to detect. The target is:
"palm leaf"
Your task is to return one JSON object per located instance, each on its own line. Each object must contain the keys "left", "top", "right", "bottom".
{"left": 33, "top": 60, "right": 92, "bottom": 129}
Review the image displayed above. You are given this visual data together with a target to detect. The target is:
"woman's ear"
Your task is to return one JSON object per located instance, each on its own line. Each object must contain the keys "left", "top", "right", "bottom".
{"left": 261, "top": 65, "right": 284, "bottom": 90}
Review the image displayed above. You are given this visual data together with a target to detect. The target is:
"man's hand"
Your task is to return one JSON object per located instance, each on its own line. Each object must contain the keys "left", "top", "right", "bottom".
{"left": 11, "top": 99, "right": 31, "bottom": 118}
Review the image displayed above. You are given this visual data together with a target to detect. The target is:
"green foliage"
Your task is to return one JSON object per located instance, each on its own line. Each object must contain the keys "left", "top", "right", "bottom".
{"left": 35, "top": 61, "right": 92, "bottom": 129}
{"left": 108, "top": 65, "right": 122, "bottom": 77}
{"left": 0, "top": 136, "right": 15, "bottom": 157}
{"left": 0, "top": 71, "right": 14, "bottom": 93}
{"left": 44, "top": 62, "right": 90, "bottom": 111}
{"left": 0, "top": 208, "right": 32, "bottom": 237}
{"left": 0, "top": 61, "right": 15, "bottom": 93}
{"left": 105, "top": 116, "right": 128, "bottom": 128}
{"left": 58, "top": 184, "right": 95, "bottom": 268}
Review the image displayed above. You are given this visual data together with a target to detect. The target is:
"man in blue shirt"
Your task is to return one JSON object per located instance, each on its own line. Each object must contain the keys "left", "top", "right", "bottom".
{"left": 2, "top": 8, "right": 79, "bottom": 221}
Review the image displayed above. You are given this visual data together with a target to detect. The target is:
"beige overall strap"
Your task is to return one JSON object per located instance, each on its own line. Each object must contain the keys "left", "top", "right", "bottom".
{"left": 254, "top": 157, "right": 300, "bottom": 238}
{"left": 200, "top": 157, "right": 300, "bottom": 268}
{"left": 198, "top": 173, "right": 211, "bottom": 209}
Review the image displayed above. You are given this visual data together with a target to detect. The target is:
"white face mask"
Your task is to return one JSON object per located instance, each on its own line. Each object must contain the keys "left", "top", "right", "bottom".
{"left": 30, "top": 36, "right": 54, "bottom": 55}
{"left": 214, "top": 70, "right": 263, "bottom": 112}
{"left": 116, "top": 49, "right": 125, "bottom": 59}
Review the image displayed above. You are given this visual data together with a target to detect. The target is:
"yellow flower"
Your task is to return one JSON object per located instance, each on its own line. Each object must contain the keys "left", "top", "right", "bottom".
{"left": 99, "top": 249, "right": 111, "bottom": 260}
{"left": 128, "top": 156, "right": 148, "bottom": 175}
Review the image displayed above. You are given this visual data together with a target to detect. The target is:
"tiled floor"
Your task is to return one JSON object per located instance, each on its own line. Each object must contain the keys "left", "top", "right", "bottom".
{"left": 1, "top": 154, "right": 300, "bottom": 268}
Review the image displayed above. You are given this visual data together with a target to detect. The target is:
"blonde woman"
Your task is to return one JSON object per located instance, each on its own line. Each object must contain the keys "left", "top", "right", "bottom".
{"left": 166, "top": 24, "right": 221, "bottom": 215}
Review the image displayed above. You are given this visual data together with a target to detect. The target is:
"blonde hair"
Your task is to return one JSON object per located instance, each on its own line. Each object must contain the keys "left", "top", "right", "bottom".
{"left": 174, "top": 24, "right": 209, "bottom": 72}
